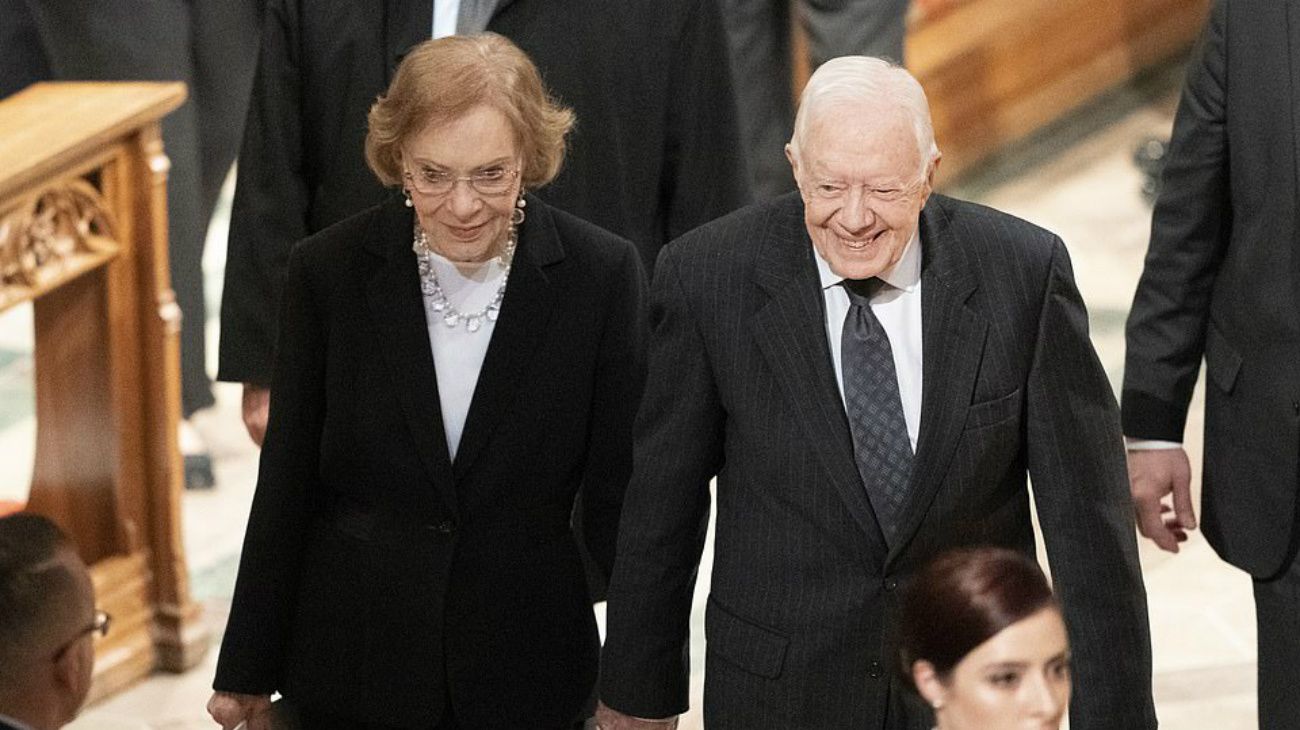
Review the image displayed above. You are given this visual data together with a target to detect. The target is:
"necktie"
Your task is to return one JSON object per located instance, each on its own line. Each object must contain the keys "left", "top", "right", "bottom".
{"left": 455, "top": 0, "right": 497, "bottom": 34}
{"left": 840, "top": 278, "right": 913, "bottom": 544}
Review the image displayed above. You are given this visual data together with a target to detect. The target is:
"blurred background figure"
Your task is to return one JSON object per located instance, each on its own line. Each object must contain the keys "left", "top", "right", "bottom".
{"left": 900, "top": 546, "right": 1070, "bottom": 730}
{"left": 21, "top": 0, "right": 264, "bottom": 489}
{"left": 218, "top": 0, "right": 745, "bottom": 449}
{"left": 208, "top": 34, "right": 644, "bottom": 730}
{"left": 0, "top": 514, "right": 107, "bottom": 730}
{"left": 721, "top": 0, "right": 910, "bottom": 198}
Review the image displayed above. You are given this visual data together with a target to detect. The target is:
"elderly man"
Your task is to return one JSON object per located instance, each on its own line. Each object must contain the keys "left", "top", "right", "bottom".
{"left": 597, "top": 58, "right": 1155, "bottom": 729}
{"left": 0, "top": 514, "right": 105, "bottom": 730}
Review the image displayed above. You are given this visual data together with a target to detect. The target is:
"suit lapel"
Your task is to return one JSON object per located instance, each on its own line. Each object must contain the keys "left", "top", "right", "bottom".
{"left": 364, "top": 196, "right": 459, "bottom": 515}
{"left": 888, "top": 198, "right": 987, "bottom": 562}
{"left": 749, "top": 196, "right": 886, "bottom": 549}
{"left": 452, "top": 194, "right": 561, "bottom": 480}
{"left": 385, "top": 0, "right": 434, "bottom": 82}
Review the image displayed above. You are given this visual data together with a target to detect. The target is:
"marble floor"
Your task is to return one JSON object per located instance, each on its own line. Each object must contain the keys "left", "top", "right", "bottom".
{"left": 0, "top": 61, "right": 1261, "bottom": 729}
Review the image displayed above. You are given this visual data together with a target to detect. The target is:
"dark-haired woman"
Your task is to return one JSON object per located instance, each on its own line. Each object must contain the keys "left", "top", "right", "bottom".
{"left": 899, "top": 547, "right": 1071, "bottom": 730}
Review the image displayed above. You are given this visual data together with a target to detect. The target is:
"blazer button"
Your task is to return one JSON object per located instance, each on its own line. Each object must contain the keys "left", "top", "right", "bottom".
{"left": 868, "top": 660, "right": 883, "bottom": 679}
{"left": 884, "top": 578, "right": 898, "bottom": 592}
{"left": 429, "top": 520, "right": 456, "bottom": 535}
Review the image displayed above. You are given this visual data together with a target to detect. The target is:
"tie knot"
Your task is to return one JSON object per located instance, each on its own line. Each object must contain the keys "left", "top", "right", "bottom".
{"left": 842, "top": 277, "right": 883, "bottom": 304}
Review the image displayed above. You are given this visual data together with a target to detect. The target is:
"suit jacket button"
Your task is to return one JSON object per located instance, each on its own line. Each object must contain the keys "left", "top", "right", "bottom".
{"left": 884, "top": 578, "right": 898, "bottom": 592}
{"left": 429, "top": 520, "right": 455, "bottom": 534}
{"left": 868, "top": 660, "right": 883, "bottom": 679}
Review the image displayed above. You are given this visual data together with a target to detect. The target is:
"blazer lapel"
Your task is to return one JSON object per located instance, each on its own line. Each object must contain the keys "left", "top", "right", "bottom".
{"left": 384, "top": 0, "right": 434, "bottom": 82}
{"left": 749, "top": 196, "right": 886, "bottom": 550}
{"left": 452, "top": 194, "right": 561, "bottom": 480}
{"left": 888, "top": 197, "right": 987, "bottom": 563}
{"left": 364, "top": 196, "right": 459, "bottom": 515}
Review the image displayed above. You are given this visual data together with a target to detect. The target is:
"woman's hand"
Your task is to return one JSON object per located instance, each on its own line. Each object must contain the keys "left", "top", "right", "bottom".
{"left": 207, "top": 691, "right": 274, "bottom": 729}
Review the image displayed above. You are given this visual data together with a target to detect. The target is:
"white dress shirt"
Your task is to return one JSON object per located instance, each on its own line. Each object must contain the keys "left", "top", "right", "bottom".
{"left": 432, "top": 0, "right": 459, "bottom": 38}
{"left": 420, "top": 249, "right": 507, "bottom": 460}
{"left": 815, "top": 231, "right": 924, "bottom": 451}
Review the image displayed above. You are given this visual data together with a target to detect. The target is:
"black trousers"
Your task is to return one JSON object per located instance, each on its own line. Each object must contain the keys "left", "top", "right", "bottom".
{"left": 1254, "top": 547, "right": 1300, "bottom": 729}
{"left": 25, "top": 0, "right": 261, "bottom": 416}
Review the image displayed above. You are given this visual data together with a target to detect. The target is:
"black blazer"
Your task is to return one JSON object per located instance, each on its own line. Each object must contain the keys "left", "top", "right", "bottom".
{"left": 213, "top": 194, "right": 647, "bottom": 729}
{"left": 600, "top": 194, "right": 1155, "bottom": 729}
{"left": 1123, "top": 0, "right": 1300, "bottom": 578}
{"left": 217, "top": 0, "right": 746, "bottom": 386}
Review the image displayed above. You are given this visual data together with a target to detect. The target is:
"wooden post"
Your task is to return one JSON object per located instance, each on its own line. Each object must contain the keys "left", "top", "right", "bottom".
{"left": 0, "top": 81, "right": 207, "bottom": 700}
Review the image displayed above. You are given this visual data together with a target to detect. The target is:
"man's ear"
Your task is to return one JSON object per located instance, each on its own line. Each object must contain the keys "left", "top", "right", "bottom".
{"left": 785, "top": 143, "right": 800, "bottom": 179}
{"left": 52, "top": 637, "right": 92, "bottom": 711}
{"left": 912, "top": 659, "right": 949, "bottom": 711}
{"left": 918, "top": 152, "right": 942, "bottom": 208}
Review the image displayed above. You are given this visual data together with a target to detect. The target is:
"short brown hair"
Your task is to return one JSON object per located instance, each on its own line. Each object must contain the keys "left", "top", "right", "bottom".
{"left": 365, "top": 33, "right": 575, "bottom": 190}
{"left": 898, "top": 546, "right": 1058, "bottom": 686}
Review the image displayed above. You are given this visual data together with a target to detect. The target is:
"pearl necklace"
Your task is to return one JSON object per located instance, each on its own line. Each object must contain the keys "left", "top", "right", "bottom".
{"left": 413, "top": 223, "right": 516, "bottom": 333}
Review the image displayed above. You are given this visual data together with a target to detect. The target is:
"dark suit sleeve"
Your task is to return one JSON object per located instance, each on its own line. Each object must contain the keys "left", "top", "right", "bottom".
{"left": 1122, "top": 0, "right": 1229, "bottom": 440}
{"left": 1027, "top": 239, "right": 1156, "bottom": 729}
{"left": 574, "top": 243, "right": 648, "bottom": 588}
{"left": 213, "top": 242, "right": 326, "bottom": 693}
{"left": 217, "top": 0, "right": 309, "bottom": 386}
{"left": 662, "top": 0, "right": 750, "bottom": 240}
{"left": 600, "top": 244, "right": 722, "bottom": 718}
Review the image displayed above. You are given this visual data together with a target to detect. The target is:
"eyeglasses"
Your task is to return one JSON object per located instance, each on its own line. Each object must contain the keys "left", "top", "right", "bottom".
{"left": 52, "top": 609, "right": 111, "bottom": 659}
{"left": 803, "top": 176, "right": 927, "bottom": 204}
{"left": 403, "top": 164, "right": 519, "bottom": 197}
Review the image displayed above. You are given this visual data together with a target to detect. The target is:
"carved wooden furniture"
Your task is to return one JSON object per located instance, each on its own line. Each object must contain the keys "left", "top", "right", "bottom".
{"left": 910, "top": 0, "right": 1211, "bottom": 181}
{"left": 0, "top": 82, "right": 207, "bottom": 700}
{"left": 790, "top": 0, "right": 1210, "bottom": 183}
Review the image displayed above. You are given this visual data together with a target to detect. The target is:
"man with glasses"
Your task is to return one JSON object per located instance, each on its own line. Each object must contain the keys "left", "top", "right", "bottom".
{"left": 597, "top": 57, "right": 1154, "bottom": 729}
{"left": 0, "top": 514, "right": 107, "bottom": 730}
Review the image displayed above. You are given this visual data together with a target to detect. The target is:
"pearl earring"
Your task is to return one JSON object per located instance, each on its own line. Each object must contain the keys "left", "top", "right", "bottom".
{"left": 511, "top": 192, "right": 526, "bottom": 225}
{"left": 403, "top": 188, "right": 413, "bottom": 207}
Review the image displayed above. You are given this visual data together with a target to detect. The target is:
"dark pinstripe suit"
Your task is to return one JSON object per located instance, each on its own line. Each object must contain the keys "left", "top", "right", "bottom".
{"left": 601, "top": 193, "right": 1155, "bottom": 729}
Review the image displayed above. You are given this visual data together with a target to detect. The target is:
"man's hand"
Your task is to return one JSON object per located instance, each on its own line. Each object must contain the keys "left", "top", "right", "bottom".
{"left": 207, "top": 691, "right": 273, "bottom": 730}
{"left": 594, "top": 701, "right": 679, "bottom": 730}
{"left": 241, "top": 384, "right": 271, "bottom": 447}
{"left": 1128, "top": 447, "right": 1195, "bottom": 552}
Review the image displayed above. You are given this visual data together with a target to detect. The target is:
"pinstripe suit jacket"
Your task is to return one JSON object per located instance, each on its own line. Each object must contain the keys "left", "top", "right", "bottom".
{"left": 601, "top": 193, "right": 1155, "bottom": 729}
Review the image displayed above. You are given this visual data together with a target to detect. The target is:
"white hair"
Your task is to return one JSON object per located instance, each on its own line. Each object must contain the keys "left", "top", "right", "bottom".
{"left": 789, "top": 56, "right": 939, "bottom": 177}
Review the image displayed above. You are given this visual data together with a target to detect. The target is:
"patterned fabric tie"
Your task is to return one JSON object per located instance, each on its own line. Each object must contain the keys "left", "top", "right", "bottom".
{"left": 840, "top": 278, "right": 913, "bottom": 544}
{"left": 455, "top": 0, "right": 498, "bottom": 33}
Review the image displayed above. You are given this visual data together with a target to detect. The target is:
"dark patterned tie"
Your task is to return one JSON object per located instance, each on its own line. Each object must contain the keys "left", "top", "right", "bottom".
{"left": 455, "top": 0, "right": 498, "bottom": 33}
{"left": 840, "top": 278, "right": 913, "bottom": 544}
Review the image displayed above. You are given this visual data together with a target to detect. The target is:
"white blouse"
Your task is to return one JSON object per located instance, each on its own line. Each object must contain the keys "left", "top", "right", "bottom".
{"left": 419, "top": 249, "right": 509, "bottom": 460}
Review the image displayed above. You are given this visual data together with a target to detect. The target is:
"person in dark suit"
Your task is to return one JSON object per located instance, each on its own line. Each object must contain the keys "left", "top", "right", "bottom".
{"left": 206, "top": 35, "right": 646, "bottom": 730}
{"left": 596, "top": 57, "right": 1154, "bottom": 729}
{"left": 1123, "top": 1, "right": 1300, "bottom": 725}
{"left": 24, "top": 0, "right": 263, "bottom": 433}
{"left": 0, "top": 514, "right": 107, "bottom": 730}
{"left": 219, "top": 0, "right": 745, "bottom": 447}
{"left": 721, "top": 0, "right": 910, "bottom": 199}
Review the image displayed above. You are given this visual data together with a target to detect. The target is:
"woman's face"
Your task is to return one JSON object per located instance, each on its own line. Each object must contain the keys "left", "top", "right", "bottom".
{"left": 916, "top": 607, "right": 1071, "bottom": 730}
{"left": 402, "top": 104, "right": 523, "bottom": 263}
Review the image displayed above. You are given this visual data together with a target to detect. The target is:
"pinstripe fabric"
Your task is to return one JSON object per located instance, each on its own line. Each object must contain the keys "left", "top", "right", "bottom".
{"left": 601, "top": 193, "right": 1154, "bottom": 729}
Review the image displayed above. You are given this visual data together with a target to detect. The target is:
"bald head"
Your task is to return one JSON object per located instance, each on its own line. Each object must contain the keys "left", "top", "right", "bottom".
{"left": 789, "top": 56, "right": 939, "bottom": 177}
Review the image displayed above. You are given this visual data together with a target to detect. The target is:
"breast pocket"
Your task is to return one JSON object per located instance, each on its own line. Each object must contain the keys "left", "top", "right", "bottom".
{"left": 963, "top": 388, "right": 1022, "bottom": 431}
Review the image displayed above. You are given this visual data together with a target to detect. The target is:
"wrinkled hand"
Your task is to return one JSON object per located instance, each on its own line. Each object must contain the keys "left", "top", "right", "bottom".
{"left": 594, "top": 701, "right": 679, "bottom": 730}
{"left": 241, "top": 384, "right": 271, "bottom": 447}
{"left": 1128, "top": 447, "right": 1195, "bottom": 553}
{"left": 207, "top": 691, "right": 273, "bottom": 730}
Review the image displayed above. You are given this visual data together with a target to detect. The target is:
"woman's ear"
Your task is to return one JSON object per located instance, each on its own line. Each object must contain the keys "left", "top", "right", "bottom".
{"left": 912, "top": 660, "right": 948, "bottom": 711}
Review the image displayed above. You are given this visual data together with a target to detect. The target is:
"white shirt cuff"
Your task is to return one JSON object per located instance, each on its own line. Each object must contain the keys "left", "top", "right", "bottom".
{"left": 1124, "top": 437, "right": 1183, "bottom": 450}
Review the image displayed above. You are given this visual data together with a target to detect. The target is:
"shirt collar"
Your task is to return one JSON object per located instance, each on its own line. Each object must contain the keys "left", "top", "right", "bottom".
{"left": 814, "top": 228, "right": 922, "bottom": 293}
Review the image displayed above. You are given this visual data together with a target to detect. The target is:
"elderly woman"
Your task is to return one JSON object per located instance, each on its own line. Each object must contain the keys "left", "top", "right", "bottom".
{"left": 899, "top": 547, "right": 1071, "bottom": 730}
{"left": 207, "top": 34, "right": 645, "bottom": 730}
